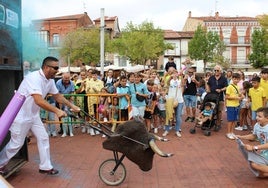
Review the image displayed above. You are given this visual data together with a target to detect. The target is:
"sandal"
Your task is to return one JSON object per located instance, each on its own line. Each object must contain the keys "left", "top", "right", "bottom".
{"left": 39, "top": 168, "right": 59, "bottom": 175}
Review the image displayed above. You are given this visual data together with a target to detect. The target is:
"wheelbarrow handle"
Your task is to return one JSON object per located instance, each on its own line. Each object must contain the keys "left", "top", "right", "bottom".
{"left": 67, "top": 109, "right": 113, "bottom": 137}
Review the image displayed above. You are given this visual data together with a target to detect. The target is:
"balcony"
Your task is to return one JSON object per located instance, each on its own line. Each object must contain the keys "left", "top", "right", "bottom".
{"left": 226, "top": 43, "right": 251, "bottom": 47}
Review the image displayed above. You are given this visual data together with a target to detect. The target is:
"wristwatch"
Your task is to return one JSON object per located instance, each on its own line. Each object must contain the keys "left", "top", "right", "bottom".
{"left": 253, "top": 146, "right": 258, "bottom": 151}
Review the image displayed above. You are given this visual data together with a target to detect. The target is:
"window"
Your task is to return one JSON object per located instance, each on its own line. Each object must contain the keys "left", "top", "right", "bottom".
{"left": 237, "top": 47, "right": 246, "bottom": 63}
{"left": 223, "top": 47, "right": 231, "bottom": 60}
{"left": 52, "top": 33, "right": 60, "bottom": 46}
{"left": 34, "top": 30, "right": 49, "bottom": 47}
{"left": 223, "top": 38, "right": 230, "bottom": 44}
{"left": 238, "top": 36, "right": 244, "bottom": 44}
{"left": 118, "top": 56, "right": 127, "bottom": 67}
{"left": 166, "top": 43, "right": 176, "bottom": 55}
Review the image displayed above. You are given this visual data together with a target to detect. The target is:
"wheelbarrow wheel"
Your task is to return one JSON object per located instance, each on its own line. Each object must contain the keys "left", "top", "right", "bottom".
{"left": 99, "top": 158, "right": 126, "bottom": 186}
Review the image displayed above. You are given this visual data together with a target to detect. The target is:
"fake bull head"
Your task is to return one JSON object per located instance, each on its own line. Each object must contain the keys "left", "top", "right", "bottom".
{"left": 102, "top": 118, "right": 173, "bottom": 171}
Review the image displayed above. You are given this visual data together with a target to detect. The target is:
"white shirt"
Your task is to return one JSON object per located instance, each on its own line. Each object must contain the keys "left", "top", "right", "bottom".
{"left": 15, "top": 69, "right": 58, "bottom": 120}
{"left": 168, "top": 79, "right": 184, "bottom": 103}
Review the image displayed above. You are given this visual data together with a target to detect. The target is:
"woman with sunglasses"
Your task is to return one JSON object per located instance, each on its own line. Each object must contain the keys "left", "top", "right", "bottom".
{"left": 206, "top": 65, "right": 228, "bottom": 130}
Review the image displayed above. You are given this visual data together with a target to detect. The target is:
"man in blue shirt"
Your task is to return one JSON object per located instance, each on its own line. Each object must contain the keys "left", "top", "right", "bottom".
{"left": 56, "top": 72, "right": 75, "bottom": 134}
{"left": 56, "top": 72, "right": 75, "bottom": 94}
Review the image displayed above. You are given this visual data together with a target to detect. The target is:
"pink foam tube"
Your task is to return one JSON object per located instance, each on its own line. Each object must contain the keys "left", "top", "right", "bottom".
{"left": 0, "top": 92, "right": 26, "bottom": 145}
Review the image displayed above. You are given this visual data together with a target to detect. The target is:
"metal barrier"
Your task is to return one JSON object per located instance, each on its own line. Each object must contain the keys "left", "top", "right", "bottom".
{"left": 42, "top": 93, "right": 130, "bottom": 126}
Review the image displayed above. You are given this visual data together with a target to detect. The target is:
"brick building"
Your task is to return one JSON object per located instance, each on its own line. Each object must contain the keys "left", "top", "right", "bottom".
{"left": 182, "top": 11, "right": 261, "bottom": 71}
{"left": 30, "top": 13, "right": 120, "bottom": 67}
{"left": 31, "top": 12, "right": 93, "bottom": 48}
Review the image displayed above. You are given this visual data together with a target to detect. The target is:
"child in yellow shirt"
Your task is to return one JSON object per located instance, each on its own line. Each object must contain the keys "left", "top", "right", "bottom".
{"left": 249, "top": 76, "right": 266, "bottom": 126}
{"left": 225, "top": 73, "right": 243, "bottom": 140}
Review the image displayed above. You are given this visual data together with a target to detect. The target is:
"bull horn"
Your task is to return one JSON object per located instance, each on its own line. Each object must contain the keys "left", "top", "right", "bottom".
{"left": 149, "top": 139, "right": 173, "bottom": 157}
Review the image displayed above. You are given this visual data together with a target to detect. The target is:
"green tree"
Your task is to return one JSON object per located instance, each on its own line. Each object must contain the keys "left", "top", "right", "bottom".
{"left": 248, "top": 28, "right": 268, "bottom": 68}
{"left": 212, "top": 41, "right": 230, "bottom": 69}
{"left": 188, "top": 25, "right": 225, "bottom": 72}
{"left": 258, "top": 14, "right": 268, "bottom": 40}
{"left": 60, "top": 28, "right": 109, "bottom": 65}
{"left": 107, "top": 21, "right": 173, "bottom": 65}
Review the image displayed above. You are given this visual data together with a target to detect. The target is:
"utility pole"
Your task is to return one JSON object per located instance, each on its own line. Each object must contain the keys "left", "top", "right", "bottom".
{"left": 100, "top": 8, "right": 105, "bottom": 77}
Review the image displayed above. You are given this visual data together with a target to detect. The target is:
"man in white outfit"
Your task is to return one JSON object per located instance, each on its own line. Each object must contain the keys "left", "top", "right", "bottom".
{"left": 0, "top": 56, "right": 80, "bottom": 175}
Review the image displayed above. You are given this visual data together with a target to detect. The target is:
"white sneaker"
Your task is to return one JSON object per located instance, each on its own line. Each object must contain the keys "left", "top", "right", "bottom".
{"left": 231, "top": 133, "right": 238, "bottom": 139}
{"left": 235, "top": 126, "right": 243, "bottom": 131}
{"left": 103, "top": 118, "right": 108, "bottom": 122}
{"left": 154, "top": 128, "right": 158, "bottom": 134}
{"left": 94, "top": 126, "right": 100, "bottom": 134}
{"left": 102, "top": 134, "right": 106, "bottom": 138}
{"left": 61, "top": 133, "right": 67, "bottom": 138}
{"left": 89, "top": 128, "right": 95, "bottom": 136}
{"left": 70, "top": 133, "right": 74, "bottom": 137}
{"left": 86, "top": 127, "right": 90, "bottom": 134}
{"left": 226, "top": 133, "right": 235, "bottom": 140}
{"left": 162, "top": 131, "right": 169, "bottom": 137}
{"left": 81, "top": 127, "right": 86, "bottom": 133}
{"left": 176, "top": 131, "right": 182, "bottom": 138}
{"left": 51, "top": 132, "right": 57, "bottom": 137}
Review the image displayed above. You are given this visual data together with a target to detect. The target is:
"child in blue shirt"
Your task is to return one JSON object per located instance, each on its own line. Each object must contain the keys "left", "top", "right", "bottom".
{"left": 196, "top": 102, "right": 213, "bottom": 125}
{"left": 116, "top": 76, "right": 130, "bottom": 121}
{"left": 236, "top": 107, "right": 268, "bottom": 177}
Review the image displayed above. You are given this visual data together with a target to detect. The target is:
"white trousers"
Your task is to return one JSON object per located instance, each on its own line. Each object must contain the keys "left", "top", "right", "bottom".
{"left": 0, "top": 117, "right": 53, "bottom": 170}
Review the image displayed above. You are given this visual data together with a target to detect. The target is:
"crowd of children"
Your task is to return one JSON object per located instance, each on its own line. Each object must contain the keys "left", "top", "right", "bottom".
{"left": 224, "top": 69, "right": 267, "bottom": 140}
{"left": 61, "top": 66, "right": 187, "bottom": 138}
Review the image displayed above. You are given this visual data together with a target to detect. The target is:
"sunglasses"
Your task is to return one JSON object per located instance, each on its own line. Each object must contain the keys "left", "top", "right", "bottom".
{"left": 188, "top": 71, "right": 193, "bottom": 74}
{"left": 214, "top": 69, "right": 220, "bottom": 72}
{"left": 47, "top": 65, "right": 59, "bottom": 70}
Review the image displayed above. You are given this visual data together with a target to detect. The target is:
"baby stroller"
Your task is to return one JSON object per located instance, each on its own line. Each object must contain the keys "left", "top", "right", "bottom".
{"left": 190, "top": 92, "right": 220, "bottom": 136}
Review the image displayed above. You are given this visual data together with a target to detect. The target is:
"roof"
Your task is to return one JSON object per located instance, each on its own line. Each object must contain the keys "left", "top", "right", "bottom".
{"left": 183, "top": 11, "right": 260, "bottom": 31}
{"left": 94, "top": 16, "right": 118, "bottom": 22}
{"left": 32, "top": 13, "right": 88, "bottom": 22}
{"left": 164, "top": 30, "right": 194, "bottom": 39}
{"left": 192, "top": 16, "right": 258, "bottom": 22}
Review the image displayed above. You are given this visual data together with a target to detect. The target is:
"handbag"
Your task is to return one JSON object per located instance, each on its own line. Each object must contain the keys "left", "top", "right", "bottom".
{"left": 134, "top": 84, "right": 146, "bottom": 102}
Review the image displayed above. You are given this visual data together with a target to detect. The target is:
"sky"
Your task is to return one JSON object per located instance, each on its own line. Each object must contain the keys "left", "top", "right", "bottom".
{"left": 22, "top": 0, "right": 267, "bottom": 31}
